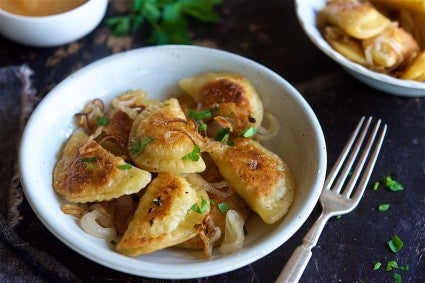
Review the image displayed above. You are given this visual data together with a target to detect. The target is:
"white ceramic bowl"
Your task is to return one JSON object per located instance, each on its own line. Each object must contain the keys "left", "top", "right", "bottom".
{"left": 295, "top": 0, "right": 425, "bottom": 97}
{"left": 0, "top": 0, "right": 107, "bottom": 47}
{"left": 19, "top": 45, "right": 326, "bottom": 279}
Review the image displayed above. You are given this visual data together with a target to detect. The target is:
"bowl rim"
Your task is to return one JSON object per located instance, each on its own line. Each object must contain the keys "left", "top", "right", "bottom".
{"left": 18, "top": 45, "right": 327, "bottom": 279}
{"left": 295, "top": 0, "right": 425, "bottom": 97}
{"left": 0, "top": 0, "right": 107, "bottom": 20}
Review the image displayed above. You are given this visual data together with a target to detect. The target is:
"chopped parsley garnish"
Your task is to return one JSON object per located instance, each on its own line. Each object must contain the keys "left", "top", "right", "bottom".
{"left": 190, "top": 196, "right": 208, "bottom": 214}
{"left": 399, "top": 265, "right": 409, "bottom": 271}
{"left": 118, "top": 163, "right": 132, "bottom": 170}
{"left": 188, "top": 109, "right": 212, "bottom": 120}
{"left": 378, "top": 203, "right": 390, "bottom": 212}
{"left": 129, "top": 137, "right": 153, "bottom": 155}
{"left": 373, "top": 262, "right": 382, "bottom": 270}
{"left": 198, "top": 120, "right": 208, "bottom": 133}
{"left": 81, "top": 157, "right": 97, "bottom": 162}
{"left": 81, "top": 157, "right": 97, "bottom": 169}
{"left": 215, "top": 127, "right": 231, "bottom": 143}
{"left": 217, "top": 202, "right": 229, "bottom": 213}
{"left": 387, "top": 235, "right": 404, "bottom": 253}
{"left": 386, "top": 260, "right": 398, "bottom": 271}
{"left": 97, "top": 116, "right": 110, "bottom": 127}
{"left": 384, "top": 176, "right": 404, "bottom": 191}
{"left": 105, "top": 0, "right": 222, "bottom": 45}
{"left": 393, "top": 273, "right": 401, "bottom": 283}
{"left": 242, "top": 126, "right": 257, "bottom": 138}
{"left": 182, "top": 144, "right": 201, "bottom": 161}
{"left": 373, "top": 181, "right": 380, "bottom": 191}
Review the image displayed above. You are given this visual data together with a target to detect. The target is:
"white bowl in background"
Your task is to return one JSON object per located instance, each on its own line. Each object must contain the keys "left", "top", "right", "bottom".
{"left": 19, "top": 45, "right": 327, "bottom": 279}
{"left": 295, "top": 0, "right": 425, "bottom": 97}
{"left": 0, "top": 0, "right": 108, "bottom": 47}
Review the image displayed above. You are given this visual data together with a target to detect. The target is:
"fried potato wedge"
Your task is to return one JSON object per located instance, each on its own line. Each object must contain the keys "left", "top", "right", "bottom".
{"left": 53, "top": 130, "right": 151, "bottom": 203}
{"left": 179, "top": 72, "right": 263, "bottom": 134}
{"left": 208, "top": 138, "right": 295, "bottom": 224}
{"left": 116, "top": 173, "right": 209, "bottom": 256}
{"left": 317, "top": 0, "right": 391, "bottom": 39}
{"left": 129, "top": 98, "right": 206, "bottom": 173}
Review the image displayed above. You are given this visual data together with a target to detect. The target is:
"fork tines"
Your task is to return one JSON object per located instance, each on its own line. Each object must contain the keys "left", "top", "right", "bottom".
{"left": 324, "top": 116, "right": 387, "bottom": 201}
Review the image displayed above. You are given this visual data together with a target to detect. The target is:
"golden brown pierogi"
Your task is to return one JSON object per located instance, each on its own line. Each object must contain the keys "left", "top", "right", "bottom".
{"left": 53, "top": 130, "right": 151, "bottom": 203}
{"left": 116, "top": 173, "right": 209, "bottom": 256}
{"left": 208, "top": 138, "right": 295, "bottom": 224}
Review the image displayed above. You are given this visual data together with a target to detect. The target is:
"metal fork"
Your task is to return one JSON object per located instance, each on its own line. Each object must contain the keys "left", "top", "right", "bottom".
{"left": 275, "top": 116, "right": 387, "bottom": 283}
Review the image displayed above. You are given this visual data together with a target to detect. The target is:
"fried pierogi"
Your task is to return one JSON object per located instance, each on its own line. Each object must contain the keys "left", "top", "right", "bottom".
{"left": 116, "top": 173, "right": 210, "bottom": 256}
{"left": 53, "top": 130, "right": 151, "bottom": 203}
{"left": 129, "top": 98, "right": 206, "bottom": 174}
{"left": 317, "top": 0, "right": 391, "bottom": 39}
{"left": 208, "top": 138, "right": 295, "bottom": 224}
{"left": 179, "top": 72, "right": 264, "bottom": 135}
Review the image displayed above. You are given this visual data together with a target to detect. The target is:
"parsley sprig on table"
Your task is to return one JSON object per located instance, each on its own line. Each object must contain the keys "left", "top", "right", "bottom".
{"left": 106, "top": 0, "right": 222, "bottom": 45}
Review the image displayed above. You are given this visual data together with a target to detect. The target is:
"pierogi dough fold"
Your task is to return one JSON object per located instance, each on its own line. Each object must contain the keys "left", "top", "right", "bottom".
{"left": 208, "top": 138, "right": 295, "bottom": 224}
{"left": 129, "top": 98, "right": 206, "bottom": 174}
{"left": 179, "top": 72, "right": 264, "bottom": 135}
{"left": 317, "top": 0, "right": 391, "bottom": 39}
{"left": 116, "top": 173, "right": 210, "bottom": 256}
{"left": 53, "top": 130, "right": 151, "bottom": 203}
{"left": 362, "top": 23, "right": 420, "bottom": 72}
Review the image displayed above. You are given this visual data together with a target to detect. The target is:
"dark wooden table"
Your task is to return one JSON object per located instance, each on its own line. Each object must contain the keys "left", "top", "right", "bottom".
{"left": 1, "top": 1, "right": 424, "bottom": 282}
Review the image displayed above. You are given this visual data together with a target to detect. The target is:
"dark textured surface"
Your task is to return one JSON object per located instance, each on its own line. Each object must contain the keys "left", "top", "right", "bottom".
{"left": 0, "top": 0, "right": 424, "bottom": 282}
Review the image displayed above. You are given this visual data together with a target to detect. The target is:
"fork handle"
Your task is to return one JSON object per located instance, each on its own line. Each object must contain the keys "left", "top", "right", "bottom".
{"left": 275, "top": 245, "right": 312, "bottom": 283}
{"left": 275, "top": 212, "right": 331, "bottom": 283}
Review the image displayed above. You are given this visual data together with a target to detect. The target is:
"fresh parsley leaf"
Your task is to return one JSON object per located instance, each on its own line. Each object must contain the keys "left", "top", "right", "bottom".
{"left": 190, "top": 196, "right": 208, "bottom": 214}
{"left": 386, "top": 260, "right": 398, "bottom": 271}
{"left": 97, "top": 116, "right": 110, "bottom": 127}
{"left": 182, "top": 144, "right": 201, "bottom": 161}
{"left": 373, "top": 181, "right": 380, "bottom": 191}
{"left": 215, "top": 127, "right": 231, "bottom": 143}
{"left": 378, "top": 203, "right": 390, "bottom": 212}
{"left": 399, "top": 265, "right": 409, "bottom": 271}
{"left": 393, "top": 272, "right": 402, "bottom": 283}
{"left": 387, "top": 235, "right": 404, "bottom": 253}
{"left": 106, "top": 0, "right": 222, "bottom": 45}
{"left": 198, "top": 120, "right": 208, "bottom": 133}
{"left": 129, "top": 137, "right": 153, "bottom": 155}
{"left": 188, "top": 109, "right": 212, "bottom": 120}
{"left": 384, "top": 176, "right": 404, "bottom": 191}
{"left": 117, "top": 164, "right": 132, "bottom": 170}
{"left": 179, "top": 0, "right": 222, "bottom": 22}
{"left": 81, "top": 157, "right": 97, "bottom": 170}
{"left": 373, "top": 262, "right": 382, "bottom": 270}
{"left": 81, "top": 157, "right": 97, "bottom": 163}
{"left": 242, "top": 125, "right": 257, "bottom": 138}
{"left": 217, "top": 202, "right": 229, "bottom": 213}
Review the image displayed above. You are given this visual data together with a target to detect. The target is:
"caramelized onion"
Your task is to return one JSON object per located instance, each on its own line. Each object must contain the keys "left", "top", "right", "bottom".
{"left": 80, "top": 208, "right": 116, "bottom": 239}
{"left": 185, "top": 173, "right": 233, "bottom": 198}
{"left": 256, "top": 112, "right": 280, "bottom": 141}
{"left": 219, "top": 210, "right": 245, "bottom": 255}
{"left": 61, "top": 204, "right": 86, "bottom": 218}
{"left": 74, "top": 98, "right": 105, "bottom": 131}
